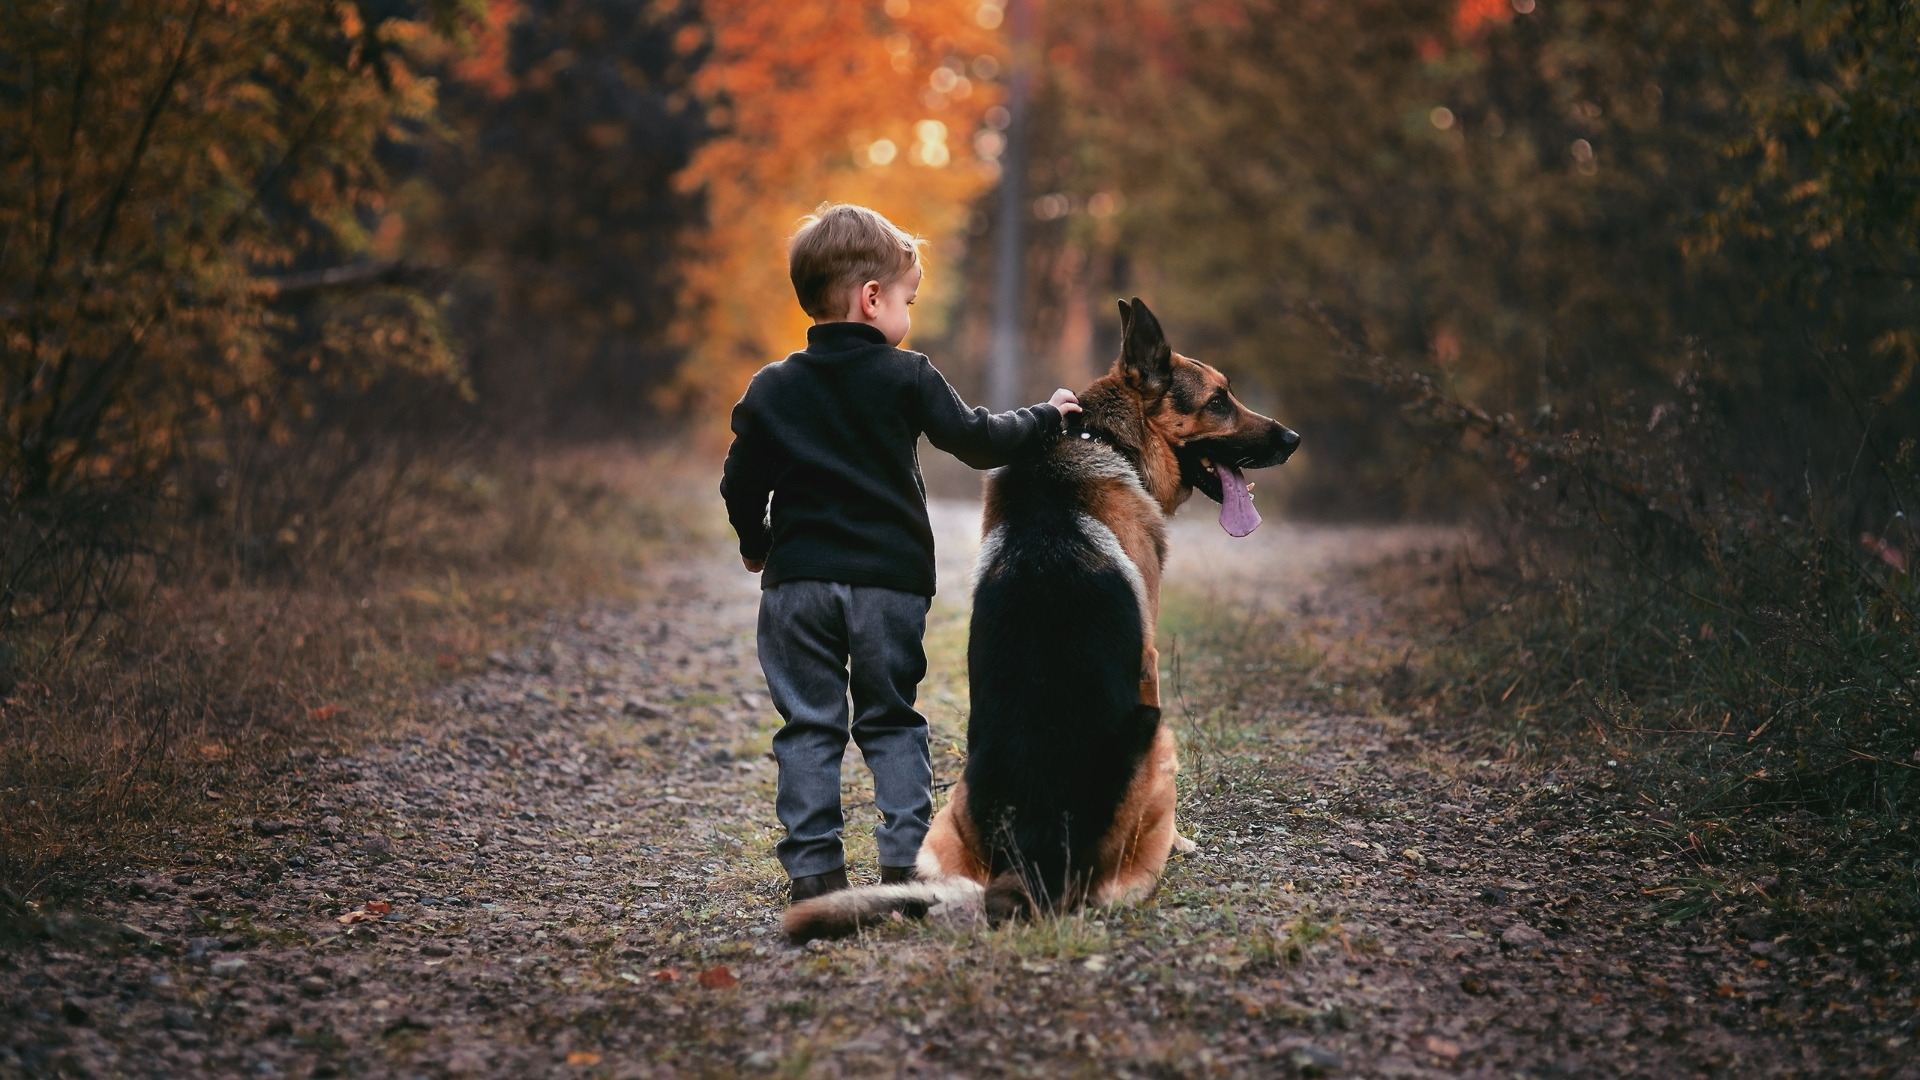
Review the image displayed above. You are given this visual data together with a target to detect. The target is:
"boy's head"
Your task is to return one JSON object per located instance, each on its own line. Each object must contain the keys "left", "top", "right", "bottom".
{"left": 789, "top": 204, "right": 924, "bottom": 344}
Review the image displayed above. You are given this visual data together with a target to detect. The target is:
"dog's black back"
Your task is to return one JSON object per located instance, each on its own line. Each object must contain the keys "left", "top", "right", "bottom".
{"left": 964, "top": 440, "right": 1163, "bottom": 913}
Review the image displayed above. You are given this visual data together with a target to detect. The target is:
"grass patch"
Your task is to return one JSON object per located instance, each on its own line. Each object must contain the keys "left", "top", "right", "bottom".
{"left": 0, "top": 444, "right": 711, "bottom": 901}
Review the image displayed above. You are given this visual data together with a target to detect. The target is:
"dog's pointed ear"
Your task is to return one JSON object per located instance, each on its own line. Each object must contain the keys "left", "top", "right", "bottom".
{"left": 1120, "top": 296, "right": 1171, "bottom": 398}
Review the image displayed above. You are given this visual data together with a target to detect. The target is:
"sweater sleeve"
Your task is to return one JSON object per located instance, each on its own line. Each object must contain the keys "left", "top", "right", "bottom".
{"left": 719, "top": 387, "right": 774, "bottom": 561}
{"left": 916, "top": 356, "right": 1062, "bottom": 469}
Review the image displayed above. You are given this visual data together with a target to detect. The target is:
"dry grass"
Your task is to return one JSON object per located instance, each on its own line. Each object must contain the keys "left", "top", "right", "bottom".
{"left": 0, "top": 444, "right": 714, "bottom": 903}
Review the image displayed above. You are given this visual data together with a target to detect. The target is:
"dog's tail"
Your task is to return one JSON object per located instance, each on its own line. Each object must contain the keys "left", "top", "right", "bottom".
{"left": 783, "top": 878, "right": 986, "bottom": 944}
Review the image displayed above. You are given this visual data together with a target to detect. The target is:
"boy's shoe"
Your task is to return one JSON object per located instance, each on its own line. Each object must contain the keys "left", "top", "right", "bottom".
{"left": 789, "top": 868, "right": 849, "bottom": 904}
{"left": 879, "top": 865, "right": 917, "bottom": 885}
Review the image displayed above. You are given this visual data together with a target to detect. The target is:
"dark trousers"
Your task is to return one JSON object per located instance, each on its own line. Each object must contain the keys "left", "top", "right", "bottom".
{"left": 757, "top": 580, "right": 934, "bottom": 878}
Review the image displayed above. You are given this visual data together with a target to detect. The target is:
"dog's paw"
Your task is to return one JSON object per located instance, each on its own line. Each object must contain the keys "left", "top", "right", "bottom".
{"left": 1171, "top": 832, "right": 1198, "bottom": 856}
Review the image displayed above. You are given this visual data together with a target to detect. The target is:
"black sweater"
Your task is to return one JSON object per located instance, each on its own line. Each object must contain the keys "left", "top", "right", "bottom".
{"left": 720, "top": 322, "right": 1061, "bottom": 596}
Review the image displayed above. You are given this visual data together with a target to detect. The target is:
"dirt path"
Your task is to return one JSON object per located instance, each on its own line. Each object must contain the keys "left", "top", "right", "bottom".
{"left": 4, "top": 502, "right": 1908, "bottom": 1079}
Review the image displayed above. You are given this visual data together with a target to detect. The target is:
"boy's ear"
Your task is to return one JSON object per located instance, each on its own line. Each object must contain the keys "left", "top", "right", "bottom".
{"left": 1119, "top": 296, "right": 1171, "bottom": 398}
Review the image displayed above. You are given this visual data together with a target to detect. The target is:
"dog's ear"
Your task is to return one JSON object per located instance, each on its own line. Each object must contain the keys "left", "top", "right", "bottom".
{"left": 1119, "top": 296, "right": 1172, "bottom": 398}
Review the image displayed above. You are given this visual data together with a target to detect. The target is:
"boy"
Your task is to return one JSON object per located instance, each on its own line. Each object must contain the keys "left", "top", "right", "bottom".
{"left": 721, "top": 203, "right": 1079, "bottom": 903}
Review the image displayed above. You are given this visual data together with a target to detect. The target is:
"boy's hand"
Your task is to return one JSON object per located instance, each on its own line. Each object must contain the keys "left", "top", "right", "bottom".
{"left": 743, "top": 557, "right": 765, "bottom": 573}
{"left": 1049, "top": 388, "right": 1082, "bottom": 417}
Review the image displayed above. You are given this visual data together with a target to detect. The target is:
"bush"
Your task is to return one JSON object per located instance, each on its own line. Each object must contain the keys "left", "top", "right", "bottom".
{"left": 1331, "top": 310, "right": 1920, "bottom": 939}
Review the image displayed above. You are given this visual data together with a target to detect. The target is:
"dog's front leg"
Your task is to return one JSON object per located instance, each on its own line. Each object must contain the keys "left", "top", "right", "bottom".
{"left": 1138, "top": 642, "right": 1198, "bottom": 856}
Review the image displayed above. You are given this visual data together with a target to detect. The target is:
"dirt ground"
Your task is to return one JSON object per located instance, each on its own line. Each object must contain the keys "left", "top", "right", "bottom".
{"left": 4, "top": 500, "right": 1913, "bottom": 1079}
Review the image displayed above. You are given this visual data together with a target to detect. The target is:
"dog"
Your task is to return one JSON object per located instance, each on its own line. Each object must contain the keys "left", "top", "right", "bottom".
{"left": 784, "top": 298, "right": 1299, "bottom": 942}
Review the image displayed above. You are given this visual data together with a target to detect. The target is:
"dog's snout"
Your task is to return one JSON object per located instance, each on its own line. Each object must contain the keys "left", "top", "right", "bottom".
{"left": 1271, "top": 425, "right": 1301, "bottom": 463}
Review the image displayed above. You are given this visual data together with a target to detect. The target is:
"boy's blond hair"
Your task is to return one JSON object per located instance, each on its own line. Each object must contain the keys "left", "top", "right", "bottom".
{"left": 788, "top": 203, "right": 925, "bottom": 319}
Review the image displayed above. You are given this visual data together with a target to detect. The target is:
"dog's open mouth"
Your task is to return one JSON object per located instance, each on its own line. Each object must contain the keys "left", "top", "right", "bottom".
{"left": 1197, "top": 455, "right": 1260, "bottom": 538}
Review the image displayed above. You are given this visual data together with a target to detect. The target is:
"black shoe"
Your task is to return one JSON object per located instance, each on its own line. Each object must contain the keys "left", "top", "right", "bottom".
{"left": 789, "top": 868, "right": 849, "bottom": 904}
{"left": 879, "top": 865, "right": 917, "bottom": 885}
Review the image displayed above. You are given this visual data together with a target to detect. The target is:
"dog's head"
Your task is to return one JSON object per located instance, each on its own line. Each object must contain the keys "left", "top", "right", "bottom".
{"left": 1086, "top": 298, "right": 1299, "bottom": 533}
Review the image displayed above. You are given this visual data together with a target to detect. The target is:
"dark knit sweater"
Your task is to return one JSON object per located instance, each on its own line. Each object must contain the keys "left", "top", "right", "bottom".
{"left": 720, "top": 322, "right": 1061, "bottom": 596}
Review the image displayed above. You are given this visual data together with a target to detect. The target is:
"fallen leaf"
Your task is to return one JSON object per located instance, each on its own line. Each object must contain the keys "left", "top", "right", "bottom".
{"left": 308, "top": 705, "right": 341, "bottom": 721}
{"left": 337, "top": 911, "right": 375, "bottom": 925}
{"left": 618, "top": 972, "right": 643, "bottom": 984}
{"left": 204, "top": 790, "right": 224, "bottom": 800}
{"left": 366, "top": 901, "right": 392, "bottom": 915}
{"left": 1425, "top": 1036, "right": 1462, "bottom": 1059}
{"left": 650, "top": 968, "right": 679, "bottom": 982}
{"left": 566, "top": 1051, "right": 601, "bottom": 1065}
{"left": 697, "top": 966, "right": 738, "bottom": 989}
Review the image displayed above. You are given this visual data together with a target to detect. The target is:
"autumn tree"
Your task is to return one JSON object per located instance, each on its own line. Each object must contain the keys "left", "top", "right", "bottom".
{"left": 0, "top": 0, "right": 491, "bottom": 622}
{"left": 670, "top": 0, "right": 1011, "bottom": 418}
{"left": 1020, "top": 0, "right": 1918, "bottom": 513}
{"left": 406, "top": 0, "right": 708, "bottom": 434}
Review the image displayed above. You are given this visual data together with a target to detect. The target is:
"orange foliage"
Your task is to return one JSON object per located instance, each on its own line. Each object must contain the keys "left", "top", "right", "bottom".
{"left": 670, "top": 0, "right": 1007, "bottom": 423}
{"left": 454, "top": 0, "right": 525, "bottom": 98}
{"left": 1454, "top": 0, "right": 1513, "bottom": 36}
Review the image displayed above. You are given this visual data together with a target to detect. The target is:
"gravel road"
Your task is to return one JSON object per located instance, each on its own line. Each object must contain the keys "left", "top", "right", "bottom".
{"left": 4, "top": 501, "right": 1909, "bottom": 1079}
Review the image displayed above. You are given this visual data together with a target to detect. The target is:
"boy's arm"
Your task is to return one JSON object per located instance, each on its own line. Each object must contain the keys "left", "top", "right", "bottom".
{"left": 915, "top": 357, "right": 1064, "bottom": 469}
{"left": 719, "top": 393, "right": 773, "bottom": 569}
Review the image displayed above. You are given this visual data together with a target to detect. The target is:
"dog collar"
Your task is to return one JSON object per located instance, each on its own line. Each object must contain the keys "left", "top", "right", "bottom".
{"left": 1067, "top": 424, "right": 1149, "bottom": 487}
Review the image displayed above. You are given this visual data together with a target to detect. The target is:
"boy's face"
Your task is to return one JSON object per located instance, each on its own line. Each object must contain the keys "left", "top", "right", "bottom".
{"left": 835, "top": 264, "right": 921, "bottom": 346}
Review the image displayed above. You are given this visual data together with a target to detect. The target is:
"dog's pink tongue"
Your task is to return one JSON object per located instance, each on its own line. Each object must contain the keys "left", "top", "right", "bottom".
{"left": 1216, "top": 463, "right": 1260, "bottom": 537}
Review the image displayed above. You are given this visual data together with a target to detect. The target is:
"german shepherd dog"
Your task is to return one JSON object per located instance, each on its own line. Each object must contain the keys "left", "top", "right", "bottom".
{"left": 785, "top": 298, "right": 1298, "bottom": 942}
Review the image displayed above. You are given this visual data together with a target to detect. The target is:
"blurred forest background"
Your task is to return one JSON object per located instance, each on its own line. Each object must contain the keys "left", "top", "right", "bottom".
{"left": 3, "top": 0, "right": 1916, "bottom": 931}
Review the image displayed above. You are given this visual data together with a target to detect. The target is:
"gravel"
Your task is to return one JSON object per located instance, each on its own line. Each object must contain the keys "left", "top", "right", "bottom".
{"left": 1, "top": 502, "right": 1909, "bottom": 1078}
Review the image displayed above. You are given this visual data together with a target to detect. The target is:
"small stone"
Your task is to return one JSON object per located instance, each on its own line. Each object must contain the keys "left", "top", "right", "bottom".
{"left": 1289, "top": 1043, "right": 1342, "bottom": 1075}
{"left": 1501, "top": 923, "right": 1547, "bottom": 949}
{"left": 172, "top": 873, "right": 196, "bottom": 886}
{"left": 420, "top": 943, "right": 453, "bottom": 958}
{"left": 1747, "top": 940, "right": 1775, "bottom": 956}
{"left": 360, "top": 833, "right": 394, "bottom": 856}
{"left": 252, "top": 819, "right": 292, "bottom": 837}
{"left": 744, "top": 1049, "right": 777, "bottom": 1069}
{"left": 60, "top": 1000, "right": 90, "bottom": 1026}
{"left": 211, "top": 957, "right": 248, "bottom": 976}
{"left": 297, "top": 975, "right": 331, "bottom": 997}
{"left": 1477, "top": 887, "right": 1508, "bottom": 904}
{"left": 487, "top": 651, "right": 515, "bottom": 671}
{"left": 574, "top": 855, "right": 594, "bottom": 866}
{"left": 623, "top": 697, "right": 667, "bottom": 719}
{"left": 163, "top": 1006, "right": 197, "bottom": 1030}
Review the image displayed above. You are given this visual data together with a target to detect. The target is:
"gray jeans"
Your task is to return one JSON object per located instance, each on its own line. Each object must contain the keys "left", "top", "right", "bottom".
{"left": 757, "top": 580, "right": 934, "bottom": 878}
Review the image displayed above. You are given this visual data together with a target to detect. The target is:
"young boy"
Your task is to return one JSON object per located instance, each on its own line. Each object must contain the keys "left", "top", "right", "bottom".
{"left": 721, "top": 203, "right": 1079, "bottom": 903}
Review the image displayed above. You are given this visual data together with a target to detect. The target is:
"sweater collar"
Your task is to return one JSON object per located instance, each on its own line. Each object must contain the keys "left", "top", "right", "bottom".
{"left": 806, "top": 322, "right": 890, "bottom": 352}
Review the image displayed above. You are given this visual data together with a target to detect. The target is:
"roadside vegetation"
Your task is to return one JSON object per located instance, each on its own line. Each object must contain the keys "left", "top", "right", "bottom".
{"left": 1, "top": 448, "right": 704, "bottom": 903}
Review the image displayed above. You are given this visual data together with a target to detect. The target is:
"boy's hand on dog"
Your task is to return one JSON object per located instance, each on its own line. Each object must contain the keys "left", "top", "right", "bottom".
{"left": 743, "top": 557, "right": 765, "bottom": 573}
{"left": 1049, "top": 388, "right": 1082, "bottom": 417}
